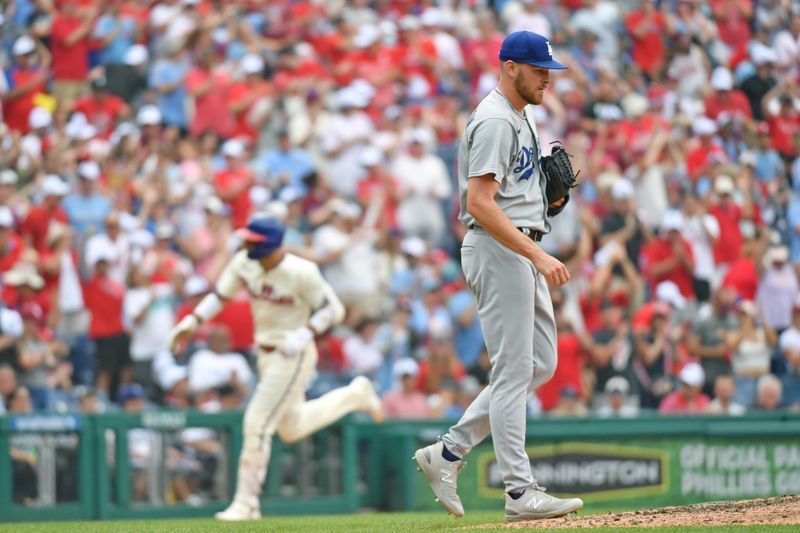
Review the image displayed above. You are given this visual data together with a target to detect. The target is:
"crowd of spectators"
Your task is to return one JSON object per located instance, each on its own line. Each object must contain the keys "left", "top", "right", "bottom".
{"left": 0, "top": 0, "right": 799, "bottom": 426}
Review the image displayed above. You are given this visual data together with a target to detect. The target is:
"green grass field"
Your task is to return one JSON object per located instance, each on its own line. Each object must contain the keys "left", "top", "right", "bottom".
{"left": 0, "top": 513, "right": 797, "bottom": 533}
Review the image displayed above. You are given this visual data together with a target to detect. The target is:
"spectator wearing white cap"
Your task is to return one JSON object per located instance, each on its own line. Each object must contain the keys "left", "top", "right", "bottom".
{"left": 228, "top": 53, "right": 272, "bottom": 143}
{"left": 595, "top": 375, "right": 639, "bottom": 418}
{"left": 149, "top": 35, "right": 189, "bottom": 131}
{"left": 1, "top": 35, "right": 47, "bottom": 133}
{"left": 741, "top": 46, "right": 778, "bottom": 121}
{"left": 391, "top": 128, "right": 452, "bottom": 247}
{"left": 62, "top": 161, "right": 113, "bottom": 237}
{"left": 640, "top": 210, "right": 695, "bottom": 300}
{"left": 312, "top": 198, "right": 382, "bottom": 321}
{"left": 16, "top": 107, "right": 52, "bottom": 174}
{"left": 84, "top": 211, "right": 131, "bottom": 285}
{"left": 105, "top": 44, "right": 149, "bottom": 105}
{"left": 381, "top": 358, "right": 430, "bottom": 419}
{"left": 707, "top": 175, "right": 745, "bottom": 272}
{"left": 214, "top": 139, "right": 255, "bottom": 229}
{"left": 355, "top": 146, "right": 400, "bottom": 230}
{"left": 704, "top": 66, "right": 752, "bottom": 122}
{"left": 599, "top": 178, "right": 649, "bottom": 268}
{"left": 320, "top": 86, "right": 374, "bottom": 197}
{"left": 680, "top": 190, "right": 720, "bottom": 302}
{"left": 756, "top": 246, "right": 798, "bottom": 332}
{"left": 686, "top": 116, "right": 727, "bottom": 181}
{"left": 658, "top": 362, "right": 711, "bottom": 414}
{"left": 19, "top": 175, "right": 68, "bottom": 253}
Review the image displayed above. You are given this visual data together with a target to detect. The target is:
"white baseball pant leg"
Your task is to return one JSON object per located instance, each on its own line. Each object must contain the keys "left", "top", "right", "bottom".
{"left": 231, "top": 345, "right": 372, "bottom": 508}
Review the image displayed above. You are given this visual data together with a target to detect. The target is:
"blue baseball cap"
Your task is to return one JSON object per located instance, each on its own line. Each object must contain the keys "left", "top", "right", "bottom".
{"left": 499, "top": 31, "right": 567, "bottom": 70}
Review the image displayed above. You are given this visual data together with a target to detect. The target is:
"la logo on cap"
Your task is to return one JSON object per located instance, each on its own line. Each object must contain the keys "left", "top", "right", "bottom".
{"left": 546, "top": 41, "right": 554, "bottom": 59}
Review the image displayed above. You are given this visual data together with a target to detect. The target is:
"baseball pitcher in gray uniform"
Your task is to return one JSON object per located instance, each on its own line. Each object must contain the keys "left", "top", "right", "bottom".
{"left": 414, "top": 31, "right": 584, "bottom": 522}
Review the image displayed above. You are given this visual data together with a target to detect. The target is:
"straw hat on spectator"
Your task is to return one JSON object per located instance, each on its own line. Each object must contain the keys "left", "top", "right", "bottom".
{"left": 46, "top": 222, "right": 70, "bottom": 247}
{"left": 0, "top": 169, "right": 18, "bottom": 186}
{"left": 679, "top": 362, "right": 705, "bottom": 388}
{"left": 714, "top": 175, "right": 735, "bottom": 196}
{"left": 3, "top": 264, "right": 44, "bottom": 290}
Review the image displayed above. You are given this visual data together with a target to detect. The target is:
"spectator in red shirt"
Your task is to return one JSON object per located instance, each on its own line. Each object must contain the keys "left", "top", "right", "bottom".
{"left": 686, "top": 116, "right": 727, "bottom": 181}
{"left": 0, "top": 207, "right": 23, "bottom": 273}
{"left": 763, "top": 85, "right": 800, "bottom": 161}
{"left": 1, "top": 36, "right": 48, "bottom": 134}
{"left": 659, "top": 362, "right": 711, "bottom": 414}
{"left": 227, "top": 54, "right": 271, "bottom": 143}
{"left": 82, "top": 248, "right": 131, "bottom": 399}
{"left": 21, "top": 175, "right": 70, "bottom": 253}
{"left": 355, "top": 147, "right": 400, "bottom": 230}
{"left": 709, "top": 175, "right": 743, "bottom": 267}
{"left": 73, "top": 76, "right": 129, "bottom": 138}
{"left": 704, "top": 67, "right": 753, "bottom": 122}
{"left": 50, "top": 1, "right": 98, "bottom": 110}
{"left": 722, "top": 223, "right": 762, "bottom": 301}
{"left": 186, "top": 48, "right": 234, "bottom": 139}
{"left": 640, "top": 210, "right": 696, "bottom": 299}
{"left": 214, "top": 139, "right": 255, "bottom": 229}
{"left": 416, "top": 337, "right": 465, "bottom": 395}
{"left": 625, "top": 0, "right": 667, "bottom": 80}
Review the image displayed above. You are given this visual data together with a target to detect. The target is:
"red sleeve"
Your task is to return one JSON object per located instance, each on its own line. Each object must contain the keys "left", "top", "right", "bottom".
{"left": 50, "top": 19, "right": 67, "bottom": 43}
{"left": 185, "top": 69, "right": 204, "bottom": 92}
{"left": 625, "top": 11, "right": 643, "bottom": 33}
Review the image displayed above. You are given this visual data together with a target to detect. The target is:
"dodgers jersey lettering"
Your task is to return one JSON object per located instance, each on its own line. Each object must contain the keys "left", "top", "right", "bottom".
{"left": 457, "top": 89, "right": 549, "bottom": 232}
{"left": 216, "top": 251, "right": 339, "bottom": 346}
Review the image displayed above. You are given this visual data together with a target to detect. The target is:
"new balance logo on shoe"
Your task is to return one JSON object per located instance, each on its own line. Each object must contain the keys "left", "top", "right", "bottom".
{"left": 441, "top": 471, "right": 453, "bottom": 484}
{"left": 526, "top": 497, "right": 543, "bottom": 510}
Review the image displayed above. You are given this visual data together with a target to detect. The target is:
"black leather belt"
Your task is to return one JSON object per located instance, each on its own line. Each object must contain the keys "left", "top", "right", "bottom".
{"left": 468, "top": 224, "right": 544, "bottom": 242}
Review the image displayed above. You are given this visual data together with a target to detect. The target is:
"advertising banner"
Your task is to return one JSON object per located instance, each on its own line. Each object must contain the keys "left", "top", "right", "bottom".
{"left": 413, "top": 439, "right": 800, "bottom": 511}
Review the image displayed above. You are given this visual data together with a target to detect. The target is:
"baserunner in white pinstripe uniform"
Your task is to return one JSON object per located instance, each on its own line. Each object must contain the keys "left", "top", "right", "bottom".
{"left": 168, "top": 216, "right": 384, "bottom": 521}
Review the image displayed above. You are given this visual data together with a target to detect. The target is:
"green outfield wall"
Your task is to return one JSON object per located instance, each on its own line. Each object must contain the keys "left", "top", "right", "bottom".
{"left": 1, "top": 412, "right": 799, "bottom": 521}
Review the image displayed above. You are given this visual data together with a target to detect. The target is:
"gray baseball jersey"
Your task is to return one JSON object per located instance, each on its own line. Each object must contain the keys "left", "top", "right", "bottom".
{"left": 457, "top": 89, "right": 549, "bottom": 233}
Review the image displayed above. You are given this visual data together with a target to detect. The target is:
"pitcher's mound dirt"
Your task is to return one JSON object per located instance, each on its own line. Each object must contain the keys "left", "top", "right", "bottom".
{"left": 482, "top": 495, "right": 800, "bottom": 529}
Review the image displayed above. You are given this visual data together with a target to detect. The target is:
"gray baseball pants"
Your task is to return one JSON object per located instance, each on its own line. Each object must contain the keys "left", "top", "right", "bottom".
{"left": 441, "top": 227, "right": 557, "bottom": 493}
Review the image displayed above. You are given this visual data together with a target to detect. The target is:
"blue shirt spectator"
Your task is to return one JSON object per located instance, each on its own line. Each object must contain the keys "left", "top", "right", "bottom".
{"left": 62, "top": 162, "right": 112, "bottom": 237}
{"left": 94, "top": 12, "right": 138, "bottom": 65}
{"left": 258, "top": 135, "right": 316, "bottom": 192}
{"left": 754, "top": 148, "right": 784, "bottom": 184}
{"left": 149, "top": 52, "right": 189, "bottom": 130}
{"left": 448, "top": 290, "right": 484, "bottom": 369}
{"left": 787, "top": 195, "right": 800, "bottom": 264}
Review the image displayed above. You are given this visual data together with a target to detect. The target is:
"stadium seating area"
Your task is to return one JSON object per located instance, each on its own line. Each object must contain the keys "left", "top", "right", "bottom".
{"left": 0, "top": 0, "right": 799, "bottom": 425}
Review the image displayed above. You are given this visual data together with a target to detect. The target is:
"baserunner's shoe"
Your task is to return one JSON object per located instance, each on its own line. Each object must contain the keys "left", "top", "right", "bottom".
{"left": 505, "top": 484, "right": 583, "bottom": 521}
{"left": 413, "top": 440, "right": 466, "bottom": 517}
{"left": 214, "top": 500, "right": 261, "bottom": 521}
{"left": 352, "top": 375, "right": 385, "bottom": 423}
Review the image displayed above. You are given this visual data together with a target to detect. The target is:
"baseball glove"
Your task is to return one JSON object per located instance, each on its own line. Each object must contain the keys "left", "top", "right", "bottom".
{"left": 541, "top": 142, "right": 579, "bottom": 217}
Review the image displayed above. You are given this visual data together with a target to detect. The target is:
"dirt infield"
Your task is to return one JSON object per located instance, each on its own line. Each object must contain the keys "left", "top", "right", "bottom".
{"left": 483, "top": 495, "right": 800, "bottom": 529}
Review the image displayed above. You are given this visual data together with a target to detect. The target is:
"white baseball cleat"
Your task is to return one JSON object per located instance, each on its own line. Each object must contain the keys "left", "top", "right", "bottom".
{"left": 504, "top": 485, "right": 583, "bottom": 522}
{"left": 352, "top": 375, "right": 385, "bottom": 423}
{"left": 214, "top": 500, "right": 261, "bottom": 521}
{"left": 413, "top": 440, "right": 466, "bottom": 517}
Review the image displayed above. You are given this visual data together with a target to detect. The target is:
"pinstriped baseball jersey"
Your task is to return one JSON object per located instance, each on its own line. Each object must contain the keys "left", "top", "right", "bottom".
{"left": 457, "top": 89, "right": 549, "bottom": 232}
{"left": 215, "top": 251, "right": 339, "bottom": 346}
